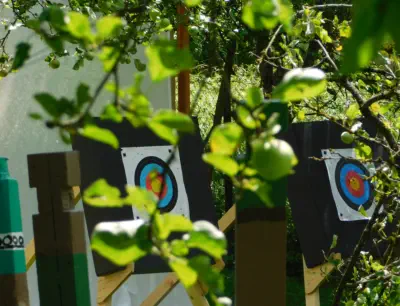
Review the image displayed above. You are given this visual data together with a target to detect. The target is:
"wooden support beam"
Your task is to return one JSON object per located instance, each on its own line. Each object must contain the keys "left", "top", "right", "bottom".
{"left": 303, "top": 254, "right": 340, "bottom": 306}
{"left": 97, "top": 264, "right": 134, "bottom": 305}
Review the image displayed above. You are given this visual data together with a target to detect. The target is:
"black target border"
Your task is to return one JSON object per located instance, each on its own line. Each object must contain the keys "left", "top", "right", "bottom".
{"left": 334, "top": 158, "right": 374, "bottom": 212}
{"left": 134, "top": 156, "right": 178, "bottom": 213}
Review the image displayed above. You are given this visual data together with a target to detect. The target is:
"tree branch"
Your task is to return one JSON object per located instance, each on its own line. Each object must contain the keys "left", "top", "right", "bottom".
{"left": 362, "top": 91, "right": 397, "bottom": 111}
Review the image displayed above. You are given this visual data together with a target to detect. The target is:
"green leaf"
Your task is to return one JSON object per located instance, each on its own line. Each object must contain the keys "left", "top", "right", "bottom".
{"left": 170, "top": 240, "right": 189, "bottom": 257}
{"left": 83, "top": 179, "right": 124, "bottom": 207}
{"left": 189, "top": 256, "right": 224, "bottom": 292}
{"left": 101, "top": 104, "right": 123, "bottom": 123}
{"left": 76, "top": 83, "right": 91, "bottom": 107}
{"left": 99, "top": 46, "right": 120, "bottom": 72}
{"left": 330, "top": 234, "right": 338, "bottom": 249}
{"left": 29, "top": 113, "right": 43, "bottom": 120}
{"left": 66, "top": 12, "right": 93, "bottom": 41}
{"left": 92, "top": 220, "right": 151, "bottom": 265}
{"left": 44, "top": 35, "right": 64, "bottom": 53}
{"left": 78, "top": 124, "right": 119, "bottom": 149}
{"left": 272, "top": 68, "right": 327, "bottom": 102}
{"left": 125, "top": 186, "right": 157, "bottom": 215}
{"left": 341, "top": 0, "right": 386, "bottom": 74}
{"left": 12, "top": 42, "right": 31, "bottom": 70}
{"left": 346, "top": 103, "right": 361, "bottom": 120}
{"left": 155, "top": 214, "right": 193, "bottom": 240}
{"left": 96, "top": 16, "right": 123, "bottom": 41}
{"left": 202, "top": 153, "right": 239, "bottom": 177}
{"left": 246, "top": 87, "right": 263, "bottom": 108}
{"left": 145, "top": 39, "right": 194, "bottom": 82}
{"left": 236, "top": 105, "right": 257, "bottom": 129}
{"left": 359, "top": 206, "right": 368, "bottom": 217}
{"left": 355, "top": 142, "right": 372, "bottom": 160}
{"left": 169, "top": 258, "right": 197, "bottom": 288}
{"left": 185, "top": 0, "right": 202, "bottom": 7}
{"left": 34, "top": 93, "right": 74, "bottom": 118}
{"left": 152, "top": 110, "right": 195, "bottom": 133}
{"left": 126, "top": 92, "right": 152, "bottom": 127}
{"left": 210, "top": 123, "right": 243, "bottom": 155}
{"left": 371, "top": 261, "right": 384, "bottom": 272}
{"left": 148, "top": 121, "right": 179, "bottom": 145}
{"left": 134, "top": 59, "right": 146, "bottom": 72}
{"left": 185, "top": 221, "right": 227, "bottom": 259}
{"left": 242, "top": 178, "right": 273, "bottom": 207}
{"left": 40, "top": 6, "right": 67, "bottom": 30}
{"left": 242, "top": 0, "right": 293, "bottom": 31}
{"left": 251, "top": 138, "right": 297, "bottom": 181}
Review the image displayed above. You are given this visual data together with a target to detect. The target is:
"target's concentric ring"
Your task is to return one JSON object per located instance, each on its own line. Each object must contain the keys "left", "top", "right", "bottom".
{"left": 335, "top": 158, "right": 373, "bottom": 212}
{"left": 134, "top": 156, "right": 178, "bottom": 213}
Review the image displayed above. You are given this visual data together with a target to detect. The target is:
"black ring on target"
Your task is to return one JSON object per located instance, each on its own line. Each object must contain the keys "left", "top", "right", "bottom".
{"left": 134, "top": 156, "right": 178, "bottom": 213}
{"left": 335, "top": 158, "right": 374, "bottom": 212}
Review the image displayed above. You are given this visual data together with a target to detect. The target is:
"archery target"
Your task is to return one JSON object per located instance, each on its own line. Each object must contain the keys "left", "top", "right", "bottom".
{"left": 121, "top": 146, "right": 190, "bottom": 221}
{"left": 322, "top": 148, "right": 378, "bottom": 221}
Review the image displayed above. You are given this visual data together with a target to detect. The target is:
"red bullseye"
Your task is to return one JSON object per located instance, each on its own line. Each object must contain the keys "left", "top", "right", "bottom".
{"left": 145, "top": 171, "right": 167, "bottom": 199}
{"left": 345, "top": 170, "right": 364, "bottom": 198}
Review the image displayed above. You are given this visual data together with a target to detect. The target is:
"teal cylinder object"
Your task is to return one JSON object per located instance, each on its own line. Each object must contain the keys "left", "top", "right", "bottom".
{"left": 0, "top": 157, "right": 26, "bottom": 275}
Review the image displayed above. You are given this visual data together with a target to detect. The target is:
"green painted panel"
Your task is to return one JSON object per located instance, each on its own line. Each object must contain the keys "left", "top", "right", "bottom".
{"left": 0, "top": 250, "right": 26, "bottom": 274}
{"left": 37, "top": 253, "right": 91, "bottom": 306}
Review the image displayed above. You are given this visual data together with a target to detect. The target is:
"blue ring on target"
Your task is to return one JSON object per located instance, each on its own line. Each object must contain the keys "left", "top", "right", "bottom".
{"left": 335, "top": 158, "right": 374, "bottom": 212}
{"left": 135, "top": 156, "right": 178, "bottom": 213}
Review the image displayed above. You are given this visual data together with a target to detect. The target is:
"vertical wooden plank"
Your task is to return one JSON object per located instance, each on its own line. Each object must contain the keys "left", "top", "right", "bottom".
{"left": 28, "top": 152, "right": 91, "bottom": 306}
{"left": 235, "top": 103, "right": 288, "bottom": 306}
{"left": 177, "top": 4, "right": 190, "bottom": 115}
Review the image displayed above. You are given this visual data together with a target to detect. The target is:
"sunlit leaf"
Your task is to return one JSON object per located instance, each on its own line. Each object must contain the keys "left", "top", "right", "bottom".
{"left": 185, "top": 0, "right": 202, "bottom": 7}
{"left": 155, "top": 213, "right": 193, "bottom": 240}
{"left": 145, "top": 39, "right": 194, "bottom": 82}
{"left": 210, "top": 123, "right": 243, "bottom": 155}
{"left": 237, "top": 105, "right": 257, "bottom": 129}
{"left": 246, "top": 87, "right": 263, "bottom": 108}
{"left": 99, "top": 46, "right": 120, "bottom": 72}
{"left": 169, "top": 258, "right": 197, "bottom": 287}
{"left": 272, "top": 68, "right": 327, "bottom": 101}
{"left": 202, "top": 153, "right": 239, "bottom": 177}
{"left": 96, "top": 16, "right": 123, "bottom": 41}
{"left": 152, "top": 110, "right": 195, "bottom": 133}
{"left": 78, "top": 124, "right": 119, "bottom": 149}
{"left": 92, "top": 220, "right": 151, "bottom": 265}
{"left": 242, "top": 0, "right": 293, "bottom": 31}
{"left": 346, "top": 103, "right": 361, "bottom": 120}
{"left": 101, "top": 104, "right": 123, "bottom": 123}
{"left": 84, "top": 179, "right": 124, "bottom": 207}
{"left": 125, "top": 186, "right": 157, "bottom": 214}
{"left": 66, "top": 12, "right": 93, "bottom": 41}
{"left": 170, "top": 240, "right": 189, "bottom": 257}
{"left": 185, "top": 221, "right": 226, "bottom": 259}
{"left": 148, "top": 121, "right": 179, "bottom": 145}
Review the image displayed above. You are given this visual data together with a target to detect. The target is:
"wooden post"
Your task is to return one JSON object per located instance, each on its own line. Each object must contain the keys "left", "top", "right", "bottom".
{"left": 236, "top": 103, "right": 288, "bottom": 306}
{"left": 177, "top": 4, "right": 190, "bottom": 115}
{"left": 0, "top": 157, "right": 30, "bottom": 306}
{"left": 28, "top": 152, "right": 91, "bottom": 306}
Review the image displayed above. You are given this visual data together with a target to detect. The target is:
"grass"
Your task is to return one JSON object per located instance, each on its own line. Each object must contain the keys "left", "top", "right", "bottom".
{"left": 287, "top": 276, "right": 335, "bottom": 306}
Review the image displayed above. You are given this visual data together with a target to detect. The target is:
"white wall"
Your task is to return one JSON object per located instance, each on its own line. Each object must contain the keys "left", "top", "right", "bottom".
{"left": 0, "top": 15, "right": 191, "bottom": 306}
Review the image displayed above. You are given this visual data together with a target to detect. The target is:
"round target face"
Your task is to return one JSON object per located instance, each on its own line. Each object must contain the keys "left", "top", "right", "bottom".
{"left": 335, "top": 158, "right": 373, "bottom": 211}
{"left": 134, "top": 156, "right": 178, "bottom": 213}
